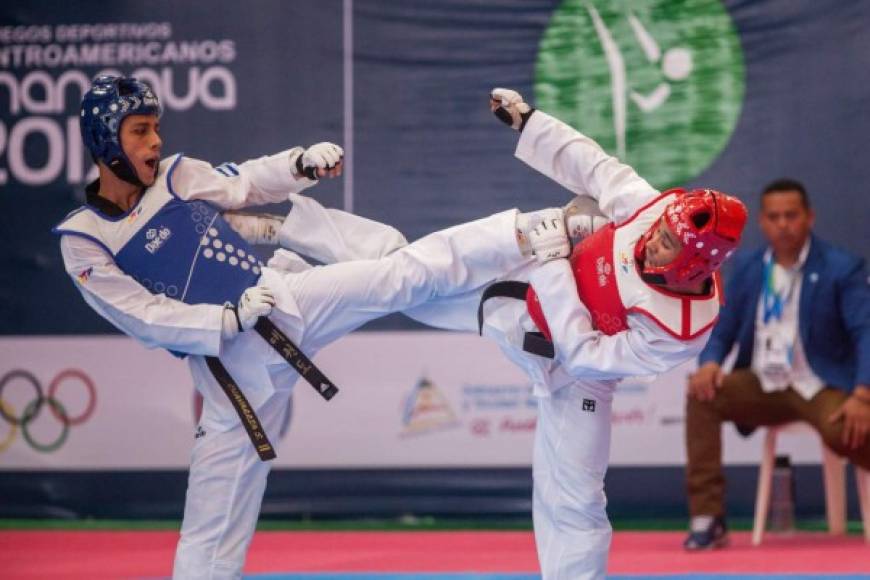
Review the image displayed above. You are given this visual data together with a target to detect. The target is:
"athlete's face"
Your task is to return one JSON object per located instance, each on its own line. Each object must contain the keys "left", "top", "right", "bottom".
{"left": 644, "top": 220, "right": 682, "bottom": 267}
{"left": 119, "top": 114, "right": 162, "bottom": 186}
{"left": 759, "top": 190, "right": 813, "bottom": 258}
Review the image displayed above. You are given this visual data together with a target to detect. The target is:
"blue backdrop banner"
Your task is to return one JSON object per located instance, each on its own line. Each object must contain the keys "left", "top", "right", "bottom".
{"left": 2, "top": 0, "right": 868, "bottom": 334}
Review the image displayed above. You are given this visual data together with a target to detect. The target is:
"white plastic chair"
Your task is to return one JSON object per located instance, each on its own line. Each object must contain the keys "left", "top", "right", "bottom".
{"left": 752, "top": 422, "right": 870, "bottom": 545}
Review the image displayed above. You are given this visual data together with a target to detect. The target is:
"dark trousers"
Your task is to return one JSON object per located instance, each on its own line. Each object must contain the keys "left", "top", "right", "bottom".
{"left": 685, "top": 369, "right": 870, "bottom": 517}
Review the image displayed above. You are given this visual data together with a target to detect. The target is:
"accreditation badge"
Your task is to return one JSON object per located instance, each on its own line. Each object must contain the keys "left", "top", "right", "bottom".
{"left": 758, "top": 326, "right": 793, "bottom": 387}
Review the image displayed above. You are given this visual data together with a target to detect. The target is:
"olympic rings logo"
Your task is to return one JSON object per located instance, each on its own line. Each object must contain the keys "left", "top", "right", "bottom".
{"left": 0, "top": 369, "right": 97, "bottom": 453}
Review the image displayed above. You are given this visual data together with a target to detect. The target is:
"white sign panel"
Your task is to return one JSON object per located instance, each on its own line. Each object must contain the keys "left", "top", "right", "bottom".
{"left": 0, "top": 334, "right": 825, "bottom": 469}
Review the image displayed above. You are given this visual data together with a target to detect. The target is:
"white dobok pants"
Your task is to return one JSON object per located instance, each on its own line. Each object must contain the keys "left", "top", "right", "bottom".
{"left": 283, "top": 202, "right": 616, "bottom": 580}
{"left": 173, "top": 209, "right": 526, "bottom": 579}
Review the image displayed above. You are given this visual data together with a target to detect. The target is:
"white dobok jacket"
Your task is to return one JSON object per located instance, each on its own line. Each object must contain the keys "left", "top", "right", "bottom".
{"left": 54, "top": 150, "right": 360, "bottom": 431}
{"left": 478, "top": 111, "right": 718, "bottom": 396}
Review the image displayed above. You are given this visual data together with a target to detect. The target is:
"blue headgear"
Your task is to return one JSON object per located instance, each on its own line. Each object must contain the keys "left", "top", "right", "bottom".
{"left": 80, "top": 75, "right": 162, "bottom": 186}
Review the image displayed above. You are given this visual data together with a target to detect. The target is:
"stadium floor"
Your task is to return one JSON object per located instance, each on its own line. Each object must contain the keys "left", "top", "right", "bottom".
{"left": 2, "top": 529, "right": 869, "bottom": 579}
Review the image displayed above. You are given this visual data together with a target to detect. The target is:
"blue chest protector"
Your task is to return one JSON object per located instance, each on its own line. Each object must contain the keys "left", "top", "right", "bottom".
{"left": 113, "top": 197, "right": 261, "bottom": 306}
{"left": 54, "top": 155, "right": 266, "bottom": 357}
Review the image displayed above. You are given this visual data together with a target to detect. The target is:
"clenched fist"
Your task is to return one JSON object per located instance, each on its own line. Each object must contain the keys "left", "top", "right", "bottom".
{"left": 490, "top": 88, "right": 534, "bottom": 131}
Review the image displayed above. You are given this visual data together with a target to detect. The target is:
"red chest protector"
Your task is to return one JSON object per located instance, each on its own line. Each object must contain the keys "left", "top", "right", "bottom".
{"left": 527, "top": 225, "right": 627, "bottom": 338}
{"left": 525, "top": 192, "right": 722, "bottom": 342}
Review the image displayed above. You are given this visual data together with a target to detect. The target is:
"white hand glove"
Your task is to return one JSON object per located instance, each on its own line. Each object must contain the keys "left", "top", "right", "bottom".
{"left": 529, "top": 209, "right": 571, "bottom": 264}
{"left": 490, "top": 87, "right": 533, "bottom": 131}
{"left": 223, "top": 212, "right": 283, "bottom": 245}
{"left": 295, "top": 142, "right": 344, "bottom": 180}
{"left": 222, "top": 285, "right": 276, "bottom": 339}
{"left": 238, "top": 285, "right": 275, "bottom": 329}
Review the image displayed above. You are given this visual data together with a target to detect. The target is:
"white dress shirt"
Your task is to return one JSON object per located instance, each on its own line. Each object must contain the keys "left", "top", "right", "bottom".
{"left": 752, "top": 239, "right": 825, "bottom": 399}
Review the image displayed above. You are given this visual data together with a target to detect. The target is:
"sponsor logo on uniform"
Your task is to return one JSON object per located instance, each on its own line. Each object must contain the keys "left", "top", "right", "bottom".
{"left": 194, "top": 425, "right": 206, "bottom": 439}
{"left": 76, "top": 266, "right": 93, "bottom": 284}
{"left": 583, "top": 398, "right": 597, "bottom": 412}
{"left": 596, "top": 256, "right": 612, "bottom": 287}
{"left": 145, "top": 226, "right": 172, "bottom": 254}
{"left": 619, "top": 250, "right": 632, "bottom": 274}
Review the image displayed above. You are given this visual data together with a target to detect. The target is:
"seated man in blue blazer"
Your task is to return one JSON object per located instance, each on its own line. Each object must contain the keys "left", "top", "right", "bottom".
{"left": 683, "top": 178, "right": 870, "bottom": 549}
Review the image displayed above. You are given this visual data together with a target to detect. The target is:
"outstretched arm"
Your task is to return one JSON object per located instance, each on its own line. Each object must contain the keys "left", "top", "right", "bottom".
{"left": 173, "top": 143, "right": 344, "bottom": 209}
{"left": 491, "top": 88, "right": 659, "bottom": 224}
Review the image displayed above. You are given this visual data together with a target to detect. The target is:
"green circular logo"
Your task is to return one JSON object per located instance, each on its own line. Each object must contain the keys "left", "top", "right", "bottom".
{"left": 535, "top": 0, "right": 745, "bottom": 189}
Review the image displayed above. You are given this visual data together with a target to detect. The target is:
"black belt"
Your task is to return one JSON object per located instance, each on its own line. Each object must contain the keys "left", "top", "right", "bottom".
{"left": 205, "top": 356, "right": 277, "bottom": 461}
{"left": 477, "top": 281, "right": 555, "bottom": 360}
{"left": 253, "top": 318, "right": 339, "bottom": 401}
{"left": 204, "top": 317, "right": 340, "bottom": 462}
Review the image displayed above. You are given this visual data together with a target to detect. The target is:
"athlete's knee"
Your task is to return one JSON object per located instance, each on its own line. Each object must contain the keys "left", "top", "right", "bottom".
{"left": 556, "top": 501, "right": 611, "bottom": 535}
{"left": 539, "top": 479, "right": 610, "bottom": 534}
{"left": 379, "top": 244, "right": 458, "bottom": 301}
{"left": 378, "top": 227, "right": 409, "bottom": 256}
{"left": 377, "top": 252, "right": 432, "bottom": 298}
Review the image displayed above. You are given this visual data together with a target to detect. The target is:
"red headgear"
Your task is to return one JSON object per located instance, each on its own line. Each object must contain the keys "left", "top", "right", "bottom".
{"left": 636, "top": 188, "right": 748, "bottom": 286}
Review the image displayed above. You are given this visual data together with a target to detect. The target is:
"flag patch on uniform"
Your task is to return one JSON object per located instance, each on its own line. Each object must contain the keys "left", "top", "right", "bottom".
{"left": 77, "top": 267, "right": 93, "bottom": 284}
{"left": 215, "top": 162, "right": 239, "bottom": 176}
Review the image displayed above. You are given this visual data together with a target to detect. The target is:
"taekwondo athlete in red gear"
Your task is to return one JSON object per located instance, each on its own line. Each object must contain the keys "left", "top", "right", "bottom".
{"left": 488, "top": 88, "right": 747, "bottom": 580}
{"left": 273, "top": 87, "right": 749, "bottom": 580}
{"left": 53, "top": 75, "right": 552, "bottom": 580}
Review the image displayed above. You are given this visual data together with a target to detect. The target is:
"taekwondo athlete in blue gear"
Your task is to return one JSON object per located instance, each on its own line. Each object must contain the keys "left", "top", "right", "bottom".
{"left": 54, "top": 75, "right": 557, "bottom": 580}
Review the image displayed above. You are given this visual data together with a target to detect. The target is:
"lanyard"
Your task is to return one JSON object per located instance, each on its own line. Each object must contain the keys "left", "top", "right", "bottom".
{"left": 761, "top": 255, "right": 800, "bottom": 324}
